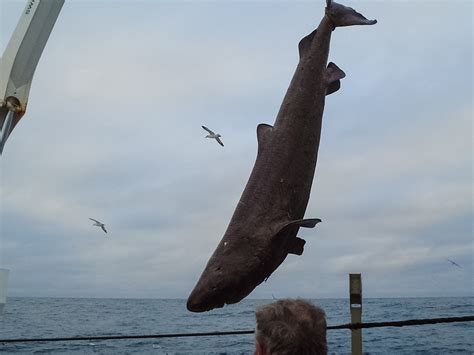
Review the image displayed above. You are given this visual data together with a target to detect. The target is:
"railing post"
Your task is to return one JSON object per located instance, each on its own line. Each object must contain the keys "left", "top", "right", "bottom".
{"left": 349, "top": 273, "right": 362, "bottom": 355}
{"left": 0, "top": 268, "right": 9, "bottom": 314}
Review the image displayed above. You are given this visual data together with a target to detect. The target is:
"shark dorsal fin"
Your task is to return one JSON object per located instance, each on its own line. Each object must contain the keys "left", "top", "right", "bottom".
{"left": 257, "top": 123, "right": 273, "bottom": 156}
{"left": 325, "top": 62, "right": 346, "bottom": 95}
{"left": 298, "top": 29, "right": 317, "bottom": 59}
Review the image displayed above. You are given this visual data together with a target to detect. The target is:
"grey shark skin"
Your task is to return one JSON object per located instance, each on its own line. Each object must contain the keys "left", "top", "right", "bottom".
{"left": 187, "top": 0, "right": 376, "bottom": 312}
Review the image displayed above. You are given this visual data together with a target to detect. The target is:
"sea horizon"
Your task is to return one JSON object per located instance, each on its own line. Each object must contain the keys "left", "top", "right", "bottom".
{"left": 5, "top": 295, "right": 473, "bottom": 300}
{"left": 1, "top": 297, "right": 472, "bottom": 354}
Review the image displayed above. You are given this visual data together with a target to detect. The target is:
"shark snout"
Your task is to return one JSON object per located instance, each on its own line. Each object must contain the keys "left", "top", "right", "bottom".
{"left": 186, "top": 296, "right": 205, "bottom": 312}
{"left": 187, "top": 264, "right": 245, "bottom": 312}
{"left": 187, "top": 284, "right": 225, "bottom": 312}
{"left": 186, "top": 296, "right": 217, "bottom": 313}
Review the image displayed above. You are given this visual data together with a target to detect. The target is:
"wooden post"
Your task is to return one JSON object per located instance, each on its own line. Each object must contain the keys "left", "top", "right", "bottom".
{"left": 349, "top": 273, "right": 362, "bottom": 355}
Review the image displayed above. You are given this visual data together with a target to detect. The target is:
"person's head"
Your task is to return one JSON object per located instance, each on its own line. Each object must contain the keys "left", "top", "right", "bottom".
{"left": 255, "top": 298, "right": 327, "bottom": 355}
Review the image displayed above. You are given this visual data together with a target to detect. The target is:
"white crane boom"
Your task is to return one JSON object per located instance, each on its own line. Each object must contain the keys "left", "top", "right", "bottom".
{"left": 0, "top": 0, "right": 64, "bottom": 154}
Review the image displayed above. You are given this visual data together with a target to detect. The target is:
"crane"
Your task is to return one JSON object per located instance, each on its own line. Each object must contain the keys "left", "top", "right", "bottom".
{"left": 0, "top": 0, "right": 64, "bottom": 155}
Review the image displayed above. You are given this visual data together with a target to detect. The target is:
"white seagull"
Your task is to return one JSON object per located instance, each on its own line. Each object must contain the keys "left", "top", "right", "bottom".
{"left": 202, "top": 126, "right": 224, "bottom": 147}
{"left": 89, "top": 218, "right": 107, "bottom": 234}
{"left": 447, "top": 258, "right": 462, "bottom": 269}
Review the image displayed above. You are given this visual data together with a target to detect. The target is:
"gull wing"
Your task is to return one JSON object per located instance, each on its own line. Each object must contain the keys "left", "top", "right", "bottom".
{"left": 101, "top": 225, "right": 108, "bottom": 234}
{"left": 89, "top": 218, "right": 100, "bottom": 224}
{"left": 202, "top": 126, "right": 214, "bottom": 135}
{"left": 215, "top": 137, "right": 224, "bottom": 147}
{"left": 447, "top": 259, "right": 462, "bottom": 268}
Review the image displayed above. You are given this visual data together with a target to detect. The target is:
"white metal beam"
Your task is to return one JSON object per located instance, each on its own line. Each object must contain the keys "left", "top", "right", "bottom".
{"left": 0, "top": 0, "right": 64, "bottom": 154}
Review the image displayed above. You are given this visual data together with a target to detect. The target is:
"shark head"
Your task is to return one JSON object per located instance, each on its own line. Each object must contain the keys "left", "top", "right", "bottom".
{"left": 187, "top": 218, "right": 321, "bottom": 312}
{"left": 187, "top": 251, "right": 260, "bottom": 312}
{"left": 186, "top": 242, "right": 264, "bottom": 312}
{"left": 186, "top": 279, "right": 227, "bottom": 312}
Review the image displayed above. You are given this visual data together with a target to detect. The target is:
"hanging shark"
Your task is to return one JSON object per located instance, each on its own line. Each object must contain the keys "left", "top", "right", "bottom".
{"left": 187, "top": 0, "right": 376, "bottom": 312}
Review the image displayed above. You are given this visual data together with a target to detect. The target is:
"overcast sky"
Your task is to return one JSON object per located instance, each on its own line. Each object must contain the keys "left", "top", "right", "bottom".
{"left": 0, "top": 0, "right": 472, "bottom": 300}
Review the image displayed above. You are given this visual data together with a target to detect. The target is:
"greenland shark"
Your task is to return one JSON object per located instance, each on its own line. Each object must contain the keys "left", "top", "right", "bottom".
{"left": 187, "top": 0, "right": 376, "bottom": 312}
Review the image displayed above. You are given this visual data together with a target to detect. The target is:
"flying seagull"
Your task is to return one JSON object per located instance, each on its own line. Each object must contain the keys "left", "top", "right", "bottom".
{"left": 89, "top": 218, "right": 107, "bottom": 234}
{"left": 202, "top": 126, "right": 224, "bottom": 147}
{"left": 447, "top": 259, "right": 462, "bottom": 269}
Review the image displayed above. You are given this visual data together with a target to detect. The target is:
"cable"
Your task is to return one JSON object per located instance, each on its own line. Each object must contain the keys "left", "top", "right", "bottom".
{"left": 1, "top": 315, "right": 472, "bottom": 344}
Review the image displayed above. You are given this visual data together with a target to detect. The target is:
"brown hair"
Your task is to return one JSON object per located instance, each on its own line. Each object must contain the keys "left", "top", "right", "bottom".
{"left": 255, "top": 298, "right": 327, "bottom": 355}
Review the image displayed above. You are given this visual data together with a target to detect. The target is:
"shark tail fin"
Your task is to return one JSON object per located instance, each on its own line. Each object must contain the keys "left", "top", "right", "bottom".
{"left": 326, "top": 0, "right": 377, "bottom": 27}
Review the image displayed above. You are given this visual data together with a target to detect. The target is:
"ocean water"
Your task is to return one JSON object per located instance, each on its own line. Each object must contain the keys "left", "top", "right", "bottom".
{"left": 0, "top": 297, "right": 472, "bottom": 354}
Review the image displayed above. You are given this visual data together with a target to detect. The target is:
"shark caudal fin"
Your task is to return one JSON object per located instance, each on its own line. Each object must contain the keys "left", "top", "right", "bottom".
{"left": 326, "top": 0, "right": 377, "bottom": 27}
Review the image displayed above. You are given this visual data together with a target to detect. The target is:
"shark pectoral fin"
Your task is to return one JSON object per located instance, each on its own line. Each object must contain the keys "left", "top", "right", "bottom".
{"left": 282, "top": 219, "right": 321, "bottom": 255}
{"left": 288, "top": 237, "right": 306, "bottom": 256}
{"left": 298, "top": 28, "right": 317, "bottom": 59}
{"left": 287, "top": 218, "right": 322, "bottom": 229}
{"left": 325, "top": 62, "right": 346, "bottom": 95}
{"left": 274, "top": 218, "right": 321, "bottom": 240}
{"left": 257, "top": 123, "right": 273, "bottom": 156}
{"left": 276, "top": 217, "right": 322, "bottom": 233}
{"left": 273, "top": 219, "right": 321, "bottom": 250}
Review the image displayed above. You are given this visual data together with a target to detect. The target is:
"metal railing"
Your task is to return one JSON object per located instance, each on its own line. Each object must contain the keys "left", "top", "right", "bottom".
{"left": 1, "top": 274, "right": 471, "bottom": 355}
{"left": 1, "top": 315, "right": 472, "bottom": 344}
